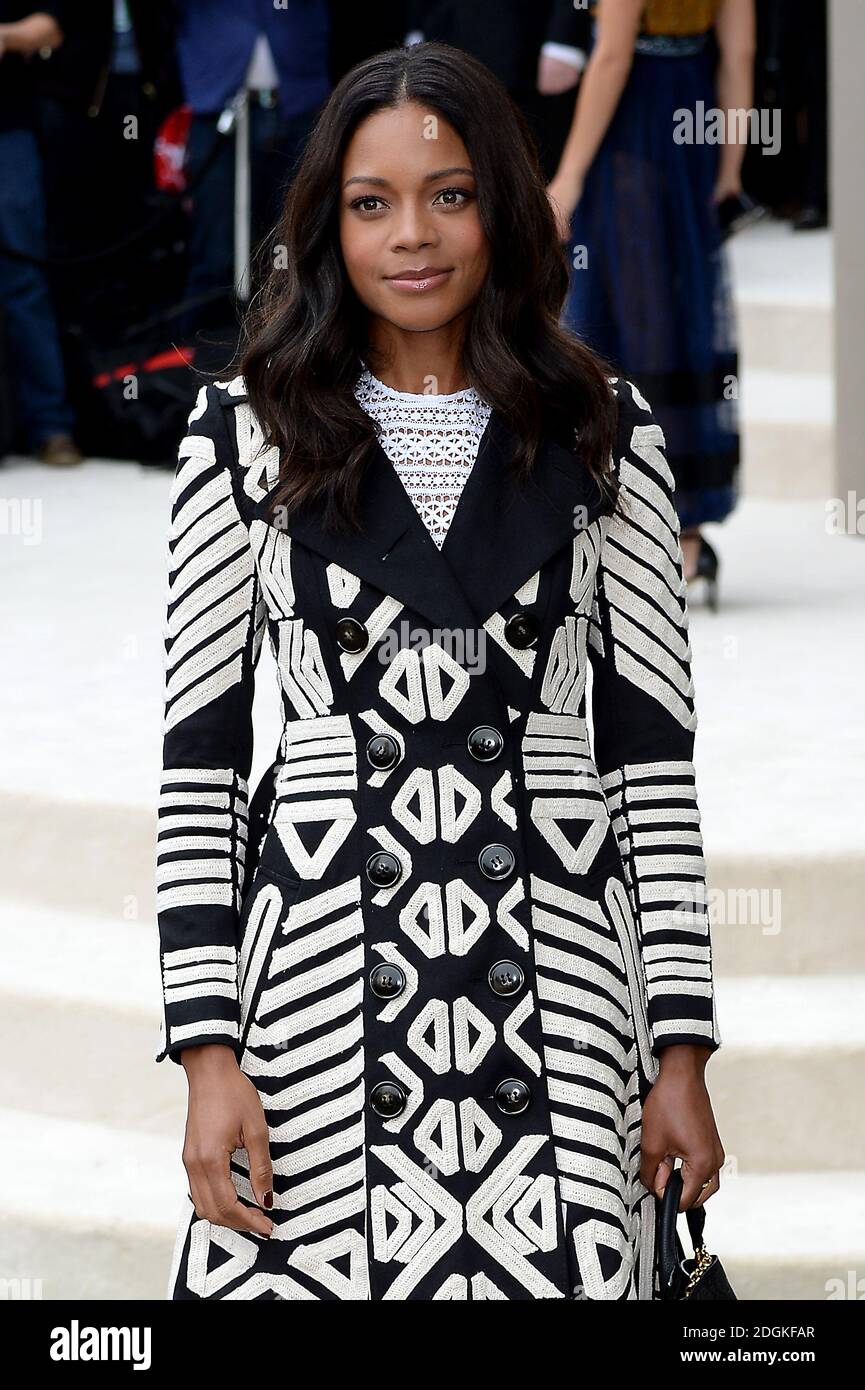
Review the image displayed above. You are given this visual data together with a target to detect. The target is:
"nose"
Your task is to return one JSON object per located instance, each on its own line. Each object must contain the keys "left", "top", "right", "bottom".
{"left": 391, "top": 198, "right": 436, "bottom": 253}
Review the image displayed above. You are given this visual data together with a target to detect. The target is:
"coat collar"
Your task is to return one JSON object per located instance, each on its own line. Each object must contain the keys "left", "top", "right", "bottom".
{"left": 263, "top": 405, "right": 610, "bottom": 633}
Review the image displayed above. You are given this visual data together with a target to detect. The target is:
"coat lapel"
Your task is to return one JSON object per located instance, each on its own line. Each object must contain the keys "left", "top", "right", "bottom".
{"left": 438, "top": 409, "right": 609, "bottom": 623}
{"left": 281, "top": 408, "right": 609, "bottom": 633}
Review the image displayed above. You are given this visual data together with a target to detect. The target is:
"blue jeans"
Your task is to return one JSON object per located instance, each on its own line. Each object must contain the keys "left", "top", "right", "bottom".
{"left": 0, "top": 127, "right": 74, "bottom": 448}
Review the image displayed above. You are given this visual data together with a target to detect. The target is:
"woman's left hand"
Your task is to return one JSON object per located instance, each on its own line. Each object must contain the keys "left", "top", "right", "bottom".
{"left": 640, "top": 1044, "right": 725, "bottom": 1209}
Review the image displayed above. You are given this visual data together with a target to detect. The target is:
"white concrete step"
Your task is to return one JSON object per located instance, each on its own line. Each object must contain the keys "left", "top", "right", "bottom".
{"left": 728, "top": 220, "right": 832, "bottom": 312}
{"left": 740, "top": 369, "right": 834, "bottom": 499}
{"left": 730, "top": 219, "right": 833, "bottom": 378}
{"left": 708, "top": 976, "right": 865, "bottom": 1172}
{"left": 706, "top": 853, "right": 865, "bottom": 976}
{"left": 729, "top": 219, "right": 834, "bottom": 496}
{"left": 737, "top": 299, "right": 833, "bottom": 376}
{"left": 0, "top": 1108, "right": 183, "bottom": 1301}
{"left": 708, "top": 1171, "right": 865, "bottom": 1302}
{"left": 0, "top": 902, "right": 184, "bottom": 1134}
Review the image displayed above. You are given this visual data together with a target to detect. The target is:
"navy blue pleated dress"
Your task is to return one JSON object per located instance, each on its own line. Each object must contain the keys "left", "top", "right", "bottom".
{"left": 562, "top": 7, "right": 740, "bottom": 530}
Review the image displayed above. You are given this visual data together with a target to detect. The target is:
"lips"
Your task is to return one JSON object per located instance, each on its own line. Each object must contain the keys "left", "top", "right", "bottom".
{"left": 386, "top": 266, "right": 451, "bottom": 280}
{"left": 383, "top": 267, "right": 455, "bottom": 294}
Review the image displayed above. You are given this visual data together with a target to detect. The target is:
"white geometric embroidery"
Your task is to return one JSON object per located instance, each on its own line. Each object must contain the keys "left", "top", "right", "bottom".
{"left": 326, "top": 563, "right": 362, "bottom": 608}
{"left": 460, "top": 1099, "right": 502, "bottom": 1173}
{"left": 250, "top": 519, "right": 296, "bottom": 620}
{"left": 452, "top": 997, "right": 496, "bottom": 1073}
{"left": 273, "top": 797, "right": 357, "bottom": 880}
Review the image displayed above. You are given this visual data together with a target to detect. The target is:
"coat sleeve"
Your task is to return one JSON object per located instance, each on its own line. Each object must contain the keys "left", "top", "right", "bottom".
{"left": 154, "top": 383, "right": 265, "bottom": 1066}
{"left": 543, "top": 0, "right": 592, "bottom": 58}
{"left": 587, "top": 377, "right": 722, "bottom": 1058}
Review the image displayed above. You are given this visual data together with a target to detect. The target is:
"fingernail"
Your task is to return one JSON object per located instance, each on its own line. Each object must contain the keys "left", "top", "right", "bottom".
{"left": 657, "top": 1186, "right": 665, "bottom": 1199}
{"left": 263, "top": 1190, "right": 273, "bottom": 1209}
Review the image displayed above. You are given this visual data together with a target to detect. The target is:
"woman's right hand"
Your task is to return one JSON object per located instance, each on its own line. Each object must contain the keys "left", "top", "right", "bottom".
{"left": 180, "top": 1044, "right": 274, "bottom": 1237}
{"left": 547, "top": 175, "right": 582, "bottom": 244}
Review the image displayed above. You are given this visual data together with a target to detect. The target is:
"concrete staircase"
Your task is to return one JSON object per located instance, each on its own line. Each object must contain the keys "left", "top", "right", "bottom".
{"left": 1, "top": 220, "right": 862, "bottom": 1301}
{"left": 729, "top": 220, "right": 835, "bottom": 500}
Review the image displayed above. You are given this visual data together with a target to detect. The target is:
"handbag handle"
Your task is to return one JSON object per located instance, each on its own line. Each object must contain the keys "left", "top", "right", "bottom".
{"left": 656, "top": 1167, "right": 709, "bottom": 1296}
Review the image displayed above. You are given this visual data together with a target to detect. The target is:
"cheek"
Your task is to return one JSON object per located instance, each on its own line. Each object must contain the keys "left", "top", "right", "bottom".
{"left": 452, "top": 214, "right": 489, "bottom": 279}
{"left": 339, "top": 218, "right": 379, "bottom": 291}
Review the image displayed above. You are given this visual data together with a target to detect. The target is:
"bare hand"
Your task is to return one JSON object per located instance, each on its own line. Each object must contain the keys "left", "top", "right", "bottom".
{"left": 537, "top": 52, "right": 582, "bottom": 96}
{"left": 547, "top": 176, "right": 582, "bottom": 243}
{"left": 181, "top": 1044, "right": 274, "bottom": 1237}
{"left": 640, "top": 1044, "right": 725, "bottom": 1210}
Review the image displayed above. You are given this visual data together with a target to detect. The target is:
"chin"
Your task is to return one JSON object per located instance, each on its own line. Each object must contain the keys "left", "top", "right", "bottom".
{"left": 379, "top": 305, "right": 459, "bottom": 333}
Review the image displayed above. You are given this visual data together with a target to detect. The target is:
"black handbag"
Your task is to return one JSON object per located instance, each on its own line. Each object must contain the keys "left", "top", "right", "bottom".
{"left": 656, "top": 1167, "right": 737, "bottom": 1300}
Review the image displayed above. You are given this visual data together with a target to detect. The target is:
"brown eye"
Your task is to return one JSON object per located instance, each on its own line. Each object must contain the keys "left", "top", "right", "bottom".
{"left": 434, "top": 187, "right": 472, "bottom": 208}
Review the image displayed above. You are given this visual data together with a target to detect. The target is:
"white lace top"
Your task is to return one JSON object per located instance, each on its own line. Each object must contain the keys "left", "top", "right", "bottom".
{"left": 353, "top": 364, "right": 493, "bottom": 549}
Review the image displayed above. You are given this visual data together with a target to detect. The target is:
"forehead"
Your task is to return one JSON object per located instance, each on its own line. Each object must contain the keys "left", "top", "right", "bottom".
{"left": 341, "top": 102, "right": 472, "bottom": 182}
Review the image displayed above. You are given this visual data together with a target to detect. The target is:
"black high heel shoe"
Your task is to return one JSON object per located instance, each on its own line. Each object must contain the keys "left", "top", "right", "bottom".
{"left": 689, "top": 536, "right": 720, "bottom": 611}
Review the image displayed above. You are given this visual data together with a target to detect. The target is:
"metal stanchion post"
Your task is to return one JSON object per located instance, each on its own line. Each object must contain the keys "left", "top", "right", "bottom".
{"left": 234, "top": 89, "right": 252, "bottom": 302}
{"left": 217, "top": 88, "right": 252, "bottom": 303}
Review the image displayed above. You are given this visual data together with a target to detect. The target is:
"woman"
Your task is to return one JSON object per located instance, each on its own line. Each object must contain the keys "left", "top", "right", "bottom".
{"left": 548, "top": 0, "right": 754, "bottom": 605}
{"left": 155, "top": 40, "right": 725, "bottom": 1302}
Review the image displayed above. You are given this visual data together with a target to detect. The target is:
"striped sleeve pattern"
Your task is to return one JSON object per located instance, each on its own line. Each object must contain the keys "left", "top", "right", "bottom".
{"left": 155, "top": 384, "right": 265, "bottom": 1065}
{"left": 588, "top": 378, "right": 722, "bottom": 1056}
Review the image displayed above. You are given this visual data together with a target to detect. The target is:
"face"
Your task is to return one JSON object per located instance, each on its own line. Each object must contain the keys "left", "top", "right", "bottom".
{"left": 338, "top": 101, "right": 490, "bottom": 337}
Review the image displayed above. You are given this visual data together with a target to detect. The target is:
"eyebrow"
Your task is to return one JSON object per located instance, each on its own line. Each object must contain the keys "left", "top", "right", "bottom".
{"left": 343, "top": 166, "right": 475, "bottom": 190}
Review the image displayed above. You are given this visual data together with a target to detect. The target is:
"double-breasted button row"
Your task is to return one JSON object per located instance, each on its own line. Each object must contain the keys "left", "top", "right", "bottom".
{"left": 339, "top": 607, "right": 538, "bottom": 654}
{"left": 340, "top": 608, "right": 537, "bottom": 653}
{"left": 366, "top": 843, "right": 517, "bottom": 888}
{"left": 369, "top": 1077, "right": 531, "bottom": 1119}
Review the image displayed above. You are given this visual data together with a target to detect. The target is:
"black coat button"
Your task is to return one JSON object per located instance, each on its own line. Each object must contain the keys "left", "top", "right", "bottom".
{"left": 366, "top": 850, "right": 402, "bottom": 888}
{"left": 503, "top": 610, "right": 540, "bottom": 649}
{"left": 370, "top": 1081, "right": 406, "bottom": 1118}
{"left": 478, "top": 843, "right": 516, "bottom": 880}
{"left": 494, "top": 1078, "right": 531, "bottom": 1115}
{"left": 369, "top": 962, "right": 406, "bottom": 1000}
{"left": 366, "top": 733, "right": 400, "bottom": 770}
{"left": 468, "top": 724, "right": 504, "bottom": 762}
{"left": 335, "top": 616, "right": 369, "bottom": 652}
{"left": 488, "top": 960, "right": 525, "bottom": 997}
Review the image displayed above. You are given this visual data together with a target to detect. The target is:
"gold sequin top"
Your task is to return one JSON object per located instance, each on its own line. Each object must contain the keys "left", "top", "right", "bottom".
{"left": 642, "top": 0, "right": 719, "bottom": 34}
{"left": 589, "top": 0, "right": 720, "bottom": 36}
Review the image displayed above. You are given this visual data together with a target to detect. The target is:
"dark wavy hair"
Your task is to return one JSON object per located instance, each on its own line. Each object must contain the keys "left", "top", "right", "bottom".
{"left": 238, "top": 40, "right": 619, "bottom": 534}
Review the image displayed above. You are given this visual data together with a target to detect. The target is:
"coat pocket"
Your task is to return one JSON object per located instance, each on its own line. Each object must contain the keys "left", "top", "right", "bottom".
{"left": 263, "top": 795, "right": 358, "bottom": 884}
{"left": 597, "top": 872, "right": 657, "bottom": 1084}
{"left": 237, "top": 863, "right": 303, "bottom": 1051}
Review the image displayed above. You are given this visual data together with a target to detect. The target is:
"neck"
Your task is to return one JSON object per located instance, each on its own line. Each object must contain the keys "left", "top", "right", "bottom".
{"left": 363, "top": 324, "right": 470, "bottom": 396}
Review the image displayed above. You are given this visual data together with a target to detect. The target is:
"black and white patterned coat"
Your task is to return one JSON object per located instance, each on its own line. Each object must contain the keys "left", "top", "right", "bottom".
{"left": 155, "top": 372, "right": 722, "bottom": 1300}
